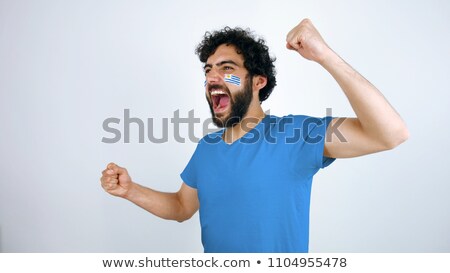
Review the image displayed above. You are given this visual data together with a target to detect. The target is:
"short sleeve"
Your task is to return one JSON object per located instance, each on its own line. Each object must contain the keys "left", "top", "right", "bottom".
{"left": 180, "top": 143, "right": 201, "bottom": 189}
{"left": 304, "top": 116, "right": 336, "bottom": 169}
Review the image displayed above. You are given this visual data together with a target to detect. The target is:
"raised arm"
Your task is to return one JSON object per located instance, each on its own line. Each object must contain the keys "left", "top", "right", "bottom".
{"left": 286, "top": 19, "right": 409, "bottom": 158}
{"left": 100, "top": 163, "right": 199, "bottom": 222}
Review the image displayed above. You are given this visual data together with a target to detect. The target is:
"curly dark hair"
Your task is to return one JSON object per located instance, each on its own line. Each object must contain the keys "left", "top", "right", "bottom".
{"left": 195, "top": 27, "right": 276, "bottom": 103}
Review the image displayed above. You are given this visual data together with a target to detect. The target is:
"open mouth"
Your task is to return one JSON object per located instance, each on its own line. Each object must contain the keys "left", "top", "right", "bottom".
{"left": 210, "top": 90, "right": 230, "bottom": 113}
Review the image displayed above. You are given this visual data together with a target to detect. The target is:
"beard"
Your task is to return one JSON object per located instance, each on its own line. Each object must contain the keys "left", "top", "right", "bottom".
{"left": 206, "top": 77, "right": 253, "bottom": 128}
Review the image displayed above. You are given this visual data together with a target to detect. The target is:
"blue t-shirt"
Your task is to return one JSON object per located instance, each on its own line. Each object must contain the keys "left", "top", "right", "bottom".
{"left": 180, "top": 114, "right": 335, "bottom": 253}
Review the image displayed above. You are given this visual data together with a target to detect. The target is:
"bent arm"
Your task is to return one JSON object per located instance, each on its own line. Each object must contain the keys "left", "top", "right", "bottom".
{"left": 321, "top": 51, "right": 409, "bottom": 158}
{"left": 124, "top": 182, "right": 199, "bottom": 223}
{"left": 286, "top": 19, "right": 409, "bottom": 159}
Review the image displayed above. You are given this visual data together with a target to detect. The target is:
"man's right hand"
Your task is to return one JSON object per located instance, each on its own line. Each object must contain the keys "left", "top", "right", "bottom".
{"left": 100, "top": 162, "right": 199, "bottom": 222}
{"left": 100, "top": 162, "right": 133, "bottom": 198}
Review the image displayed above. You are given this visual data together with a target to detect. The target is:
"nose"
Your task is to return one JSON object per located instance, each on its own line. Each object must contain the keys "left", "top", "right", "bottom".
{"left": 205, "top": 68, "right": 222, "bottom": 85}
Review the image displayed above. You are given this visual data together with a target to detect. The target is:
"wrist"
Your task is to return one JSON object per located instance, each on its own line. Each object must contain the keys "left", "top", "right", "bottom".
{"left": 122, "top": 181, "right": 139, "bottom": 200}
{"left": 317, "top": 47, "right": 340, "bottom": 68}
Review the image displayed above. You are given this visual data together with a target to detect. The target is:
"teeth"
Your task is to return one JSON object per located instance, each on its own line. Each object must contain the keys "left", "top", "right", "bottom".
{"left": 211, "top": 90, "right": 227, "bottom": 96}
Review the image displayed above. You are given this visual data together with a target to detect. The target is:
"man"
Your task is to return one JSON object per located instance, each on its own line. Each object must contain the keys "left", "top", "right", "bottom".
{"left": 100, "top": 19, "right": 409, "bottom": 252}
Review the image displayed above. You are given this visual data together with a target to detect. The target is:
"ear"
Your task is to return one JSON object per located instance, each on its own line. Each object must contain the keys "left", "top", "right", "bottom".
{"left": 252, "top": 75, "right": 267, "bottom": 92}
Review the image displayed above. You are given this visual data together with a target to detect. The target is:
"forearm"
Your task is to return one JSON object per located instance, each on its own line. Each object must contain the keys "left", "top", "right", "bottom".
{"left": 124, "top": 182, "right": 186, "bottom": 222}
{"left": 319, "top": 49, "right": 409, "bottom": 147}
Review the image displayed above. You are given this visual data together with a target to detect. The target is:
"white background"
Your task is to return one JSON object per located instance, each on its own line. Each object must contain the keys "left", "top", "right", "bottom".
{"left": 0, "top": 0, "right": 449, "bottom": 252}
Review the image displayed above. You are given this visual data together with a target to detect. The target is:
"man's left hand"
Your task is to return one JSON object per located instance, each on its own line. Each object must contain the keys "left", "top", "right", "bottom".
{"left": 286, "top": 18, "right": 332, "bottom": 64}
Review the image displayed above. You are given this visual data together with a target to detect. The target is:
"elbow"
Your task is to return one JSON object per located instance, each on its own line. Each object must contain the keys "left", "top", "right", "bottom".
{"left": 383, "top": 126, "right": 410, "bottom": 150}
{"left": 174, "top": 207, "right": 195, "bottom": 223}
{"left": 175, "top": 214, "right": 192, "bottom": 223}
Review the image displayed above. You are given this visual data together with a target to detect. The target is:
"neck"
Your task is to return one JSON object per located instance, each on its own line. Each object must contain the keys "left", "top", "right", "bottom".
{"left": 222, "top": 103, "right": 265, "bottom": 144}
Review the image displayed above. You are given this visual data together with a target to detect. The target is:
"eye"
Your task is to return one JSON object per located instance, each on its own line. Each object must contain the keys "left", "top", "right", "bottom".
{"left": 223, "top": 66, "right": 233, "bottom": 71}
{"left": 204, "top": 68, "right": 211, "bottom": 75}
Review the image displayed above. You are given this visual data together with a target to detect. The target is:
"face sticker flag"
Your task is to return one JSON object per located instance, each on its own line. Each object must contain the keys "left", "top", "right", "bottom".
{"left": 224, "top": 74, "right": 241, "bottom": 86}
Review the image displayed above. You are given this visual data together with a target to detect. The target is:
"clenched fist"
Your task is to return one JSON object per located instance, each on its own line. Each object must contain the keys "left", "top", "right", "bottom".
{"left": 100, "top": 162, "right": 133, "bottom": 198}
{"left": 286, "top": 18, "right": 332, "bottom": 64}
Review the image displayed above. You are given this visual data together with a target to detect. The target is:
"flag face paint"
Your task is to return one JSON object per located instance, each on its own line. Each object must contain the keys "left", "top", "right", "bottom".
{"left": 204, "top": 74, "right": 241, "bottom": 87}
{"left": 224, "top": 74, "right": 241, "bottom": 86}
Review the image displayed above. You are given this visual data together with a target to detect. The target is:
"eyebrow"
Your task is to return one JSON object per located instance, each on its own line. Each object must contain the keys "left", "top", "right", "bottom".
{"left": 203, "top": 60, "right": 240, "bottom": 70}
